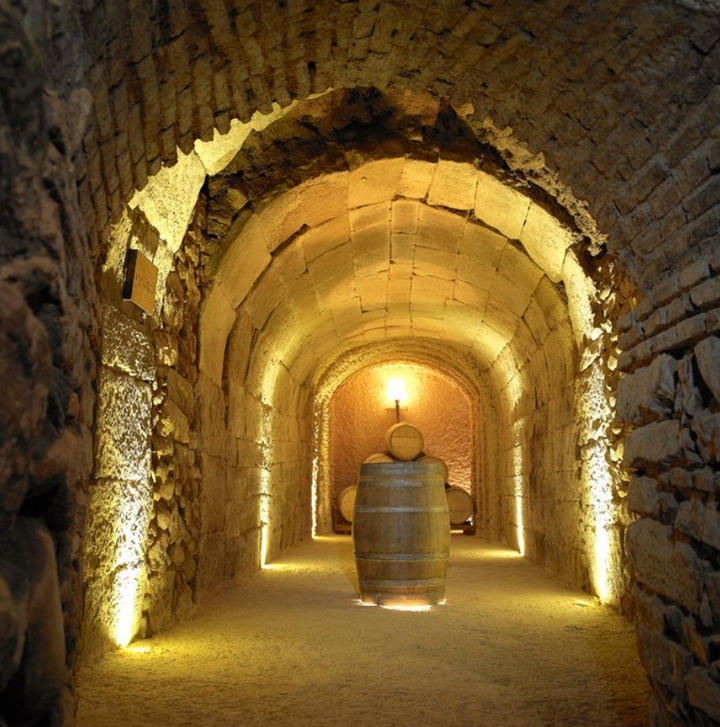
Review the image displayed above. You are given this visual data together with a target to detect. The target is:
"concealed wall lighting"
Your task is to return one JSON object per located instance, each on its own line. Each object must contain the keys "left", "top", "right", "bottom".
{"left": 387, "top": 378, "right": 407, "bottom": 423}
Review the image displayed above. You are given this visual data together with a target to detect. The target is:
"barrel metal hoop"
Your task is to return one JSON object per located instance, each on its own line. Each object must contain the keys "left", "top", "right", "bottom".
{"left": 354, "top": 506, "right": 449, "bottom": 514}
{"left": 355, "top": 552, "right": 449, "bottom": 560}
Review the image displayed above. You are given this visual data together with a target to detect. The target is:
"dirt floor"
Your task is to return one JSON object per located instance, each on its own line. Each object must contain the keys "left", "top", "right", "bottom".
{"left": 75, "top": 536, "right": 651, "bottom": 727}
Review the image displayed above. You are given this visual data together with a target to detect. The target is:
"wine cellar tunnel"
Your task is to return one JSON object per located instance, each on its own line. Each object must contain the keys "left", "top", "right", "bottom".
{"left": 3, "top": 1, "right": 720, "bottom": 725}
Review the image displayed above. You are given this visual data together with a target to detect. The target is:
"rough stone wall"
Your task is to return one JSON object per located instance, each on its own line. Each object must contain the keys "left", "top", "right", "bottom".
{"left": 144, "top": 202, "right": 203, "bottom": 636}
{"left": 618, "top": 254, "right": 720, "bottom": 725}
{"left": 1, "top": 2, "right": 97, "bottom": 724}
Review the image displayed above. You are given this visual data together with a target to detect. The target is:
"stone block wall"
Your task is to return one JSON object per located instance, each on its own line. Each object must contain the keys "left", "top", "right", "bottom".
{"left": 618, "top": 254, "right": 720, "bottom": 725}
{"left": 1, "top": 3, "right": 97, "bottom": 723}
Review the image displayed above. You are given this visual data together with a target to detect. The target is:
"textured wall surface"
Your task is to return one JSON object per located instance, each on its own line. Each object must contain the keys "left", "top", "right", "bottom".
{"left": 328, "top": 362, "right": 475, "bottom": 519}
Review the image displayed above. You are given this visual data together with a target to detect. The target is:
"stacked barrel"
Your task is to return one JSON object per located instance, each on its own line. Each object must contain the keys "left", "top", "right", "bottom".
{"left": 351, "top": 422, "right": 449, "bottom": 608}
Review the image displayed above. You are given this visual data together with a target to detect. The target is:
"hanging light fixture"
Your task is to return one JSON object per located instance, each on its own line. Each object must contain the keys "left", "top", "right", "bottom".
{"left": 387, "top": 378, "right": 407, "bottom": 423}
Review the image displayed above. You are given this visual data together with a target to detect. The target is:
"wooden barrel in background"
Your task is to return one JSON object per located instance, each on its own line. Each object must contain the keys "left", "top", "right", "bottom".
{"left": 363, "top": 452, "right": 395, "bottom": 464}
{"left": 446, "top": 486, "right": 473, "bottom": 525}
{"left": 384, "top": 422, "right": 424, "bottom": 461}
{"left": 353, "top": 461, "right": 450, "bottom": 608}
{"left": 338, "top": 485, "right": 357, "bottom": 523}
{"left": 417, "top": 454, "right": 448, "bottom": 483}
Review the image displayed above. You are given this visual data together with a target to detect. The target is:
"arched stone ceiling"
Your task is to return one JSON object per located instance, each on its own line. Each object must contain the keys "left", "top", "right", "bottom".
{"left": 211, "top": 157, "right": 583, "bottom": 424}
{"left": 78, "top": 0, "right": 715, "bottom": 288}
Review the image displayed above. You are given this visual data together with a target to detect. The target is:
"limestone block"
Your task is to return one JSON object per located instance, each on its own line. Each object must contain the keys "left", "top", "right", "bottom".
{"left": 196, "top": 372, "right": 226, "bottom": 459}
{"left": 391, "top": 233, "right": 416, "bottom": 265}
{"left": 627, "top": 475, "right": 660, "bottom": 516}
{"left": 453, "top": 280, "right": 489, "bottom": 310}
{"left": 413, "top": 244, "right": 457, "bottom": 280}
{"left": 299, "top": 173, "right": 350, "bottom": 229}
{"left": 532, "top": 276, "right": 568, "bottom": 332}
{"left": 676, "top": 498, "right": 720, "bottom": 549}
{"left": 216, "top": 215, "right": 272, "bottom": 307}
{"left": 157, "top": 399, "right": 190, "bottom": 444}
{"left": 456, "top": 253, "right": 497, "bottom": 287}
{"left": 348, "top": 200, "right": 391, "bottom": 233}
{"left": 690, "top": 410, "right": 720, "bottom": 462}
{"left": 686, "top": 667, "right": 720, "bottom": 723}
{"left": 101, "top": 305, "right": 155, "bottom": 381}
{"left": 274, "top": 242, "right": 307, "bottom": 288}
{"left": 427, "top": 159, "right": 477, "bottom": 211}
{"left": 418, "top": 204, "right": 465, "bottom": 252}
{"left": 616, "top": 354, "right": 677, "bottom": 425}
{"left": 355, "top": 277, "right": 387, "bottom": 312}
{"left": 391, "top": 199, "right": 419, "bottom": 234}
{"left": 227, "top": 381, "right": 247, "bottom": 439}
{"left": 520, "top": 203, "right": 574, "bottom": 283}
{"left": 198, "top": 284, "right": 235, "bottom": 385}
{"left": 95, "top": 368, "right": 151, "bottom": 481}
{"left": 352, "top": 224, "right": 390, "bottom": 276}
{"left": 410, "top": 275, "right": 452, "bottom": 313}
{"left": 348, "top": 158, "right": 404, "bottom": 208}
{"left": 627, "top": 518, "right": 708, "bottom": 612}
{"left": 695, "top": 336, "right": 720, "bottom": 405}
{"left": 200, "top": 453, "right": 226, "bottom": 534}
{"left": 485, "top": 294, "right": 522, "bottom": 340}
{"left": 623, "top": 420, "right": 689, "bottom": 469}
{"left": 474, "top": 172, "right": 530, "bottom": 240}
{"left": 128, "top": 149, "right": 206, "bottom": 253}
{"left": 300, "top": 215, "right": 350, "bottom": 263}
{"left": 397, "top": 158, "right": 433, "bottom": 199}
{"left": 0, "top": 518, "right": 65, "bottom": 726}
{"left": 633, "top": 584, "right": 666, "bottom": 631}
{"left": 163, "top": 367, "right": 195, "bottom": 418}
{"left": 637, "top": 622, "right": 693, "bottom": 697}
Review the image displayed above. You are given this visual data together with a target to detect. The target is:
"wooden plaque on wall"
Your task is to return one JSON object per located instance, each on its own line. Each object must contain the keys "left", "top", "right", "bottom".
{"left": 122, "top": 249, "right": 158, "bottom": 314}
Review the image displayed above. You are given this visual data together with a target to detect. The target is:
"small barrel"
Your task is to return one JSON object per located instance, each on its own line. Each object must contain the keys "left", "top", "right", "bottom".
{"left": 353, "top": 461, "right": 450, "bottom": 608}
{"left": 417, "top": 455, "right": 448, "bottom": 484}
{"left": 385, "top": 422, "right": 424, "bottom": 462}
{"left": 338, "top": 485, "right": 357, "bottom": 523}
{"left": 363, "top": 452, "right": 395, "bottom": 464}
{"left": 446, "top": 486, "right": 473, "bottom": 526}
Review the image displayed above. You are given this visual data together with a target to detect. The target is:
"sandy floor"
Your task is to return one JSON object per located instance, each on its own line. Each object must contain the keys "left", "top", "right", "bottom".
{"left": 75, "top": 536, "right": 650, "bottom": 727}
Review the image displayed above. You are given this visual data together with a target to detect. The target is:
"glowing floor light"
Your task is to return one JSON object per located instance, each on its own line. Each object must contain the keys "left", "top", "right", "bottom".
{"left": 582, "top": 364, "right": 615, "bottom": 604}
{"left": 513, "top": 443, "right": 526, "bottom": 557}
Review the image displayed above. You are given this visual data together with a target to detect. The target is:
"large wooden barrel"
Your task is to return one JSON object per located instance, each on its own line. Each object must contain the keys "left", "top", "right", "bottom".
{"left": 338, "top": 485, "right": 357, "bottom": 523}
{"left": 363, "top": 452, "right": 395, "bottom": 464}
{"left": 418, "top": 455, "right": 448, "bottom": 483}
{"left": 353, "top": 461, "right": 450, "bottom": 608}
{"left": 446, "top": 486, "right": 474, "bottom": 525}
{"left": 385, "top": 422, "right": 424, "bottom": 461}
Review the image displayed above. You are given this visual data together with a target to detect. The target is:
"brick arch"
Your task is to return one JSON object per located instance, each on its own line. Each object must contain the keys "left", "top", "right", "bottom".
{"left": 78, "top": 0, "right": 712, "bottom": 288}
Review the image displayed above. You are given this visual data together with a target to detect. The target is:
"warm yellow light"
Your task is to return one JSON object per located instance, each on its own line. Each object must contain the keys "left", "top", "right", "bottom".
{"left": 387, "top": 378, "right": 407, "bottom": 403}
{"left": 113, "top": 564, "right": 147, "bottom": 647}
{"left": 580, "top": 363, "right": 616, "bottom": 604}
{"left": 354, "top": 598, "right": 441, "bottom": 612}
{"left": 513, "top": 434, "right": 526, "bottom": 557}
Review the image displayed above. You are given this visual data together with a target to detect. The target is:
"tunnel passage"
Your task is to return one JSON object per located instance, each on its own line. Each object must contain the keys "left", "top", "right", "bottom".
{"left": 326, "top": 360, "right": 477, "bottom": 531}
{"left": 4, "top": 3, "right": 720, "bottom": 725}
{"left": 80, "top": 88, "right": 632, "bottom": 671}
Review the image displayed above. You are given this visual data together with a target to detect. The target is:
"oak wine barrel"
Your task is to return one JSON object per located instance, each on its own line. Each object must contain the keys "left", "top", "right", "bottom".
{"left": 417, "top": 455, "right": 448, "bottom": 484}
{"left": 353, "top": 461, "right": 450, "bottom": 608}
{"left": 338, "top": 485, "right": 357, "bottom": 523}
{"left": 384, "top": 422, "right": 424, "bottom": 461}
{"left": 363, "top": 452, "right": 395, "bottom": 464}
{"left": 446, "top": 486, "right": 473, "bottom": 526}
